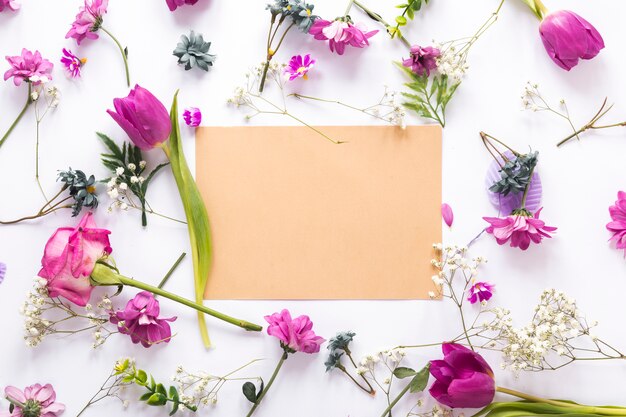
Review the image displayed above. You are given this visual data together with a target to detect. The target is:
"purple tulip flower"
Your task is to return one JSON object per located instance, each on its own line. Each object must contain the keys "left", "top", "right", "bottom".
{"left": 539, "top": 10, "right": 604, "bottom": 71}
{"left": 429, "top": 343, "right": 495, "bottom": 408}
{"left": 107, "top": 85, "right": 172, "bottom": 150}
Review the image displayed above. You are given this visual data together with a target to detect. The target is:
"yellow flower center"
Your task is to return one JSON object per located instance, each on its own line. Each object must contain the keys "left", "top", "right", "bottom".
{"left": 87, "top": 185, "right": 96, "bottom": 194}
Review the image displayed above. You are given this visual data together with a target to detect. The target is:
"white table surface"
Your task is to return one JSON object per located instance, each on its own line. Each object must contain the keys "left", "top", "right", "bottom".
{"left": 2, "top": 0, "right": 626, "bottom": 416}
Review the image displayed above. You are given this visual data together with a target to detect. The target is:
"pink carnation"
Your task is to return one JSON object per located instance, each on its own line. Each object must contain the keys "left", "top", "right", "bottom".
{"left": 309, "top": 19, "right": 378, "bottom": 55}
{"left": 2, "top": 383, "right": 65, "bottom": 417}
{"left": 0, "top": 0, "right": 20, "bottom": 12}
{"left": 65, "top": 0, "right": 108, "bottom": 45}
{"left": 606, "top": 191, "right": 626, "bottom": 254}
{"left": 483, "top": 208, "right": 556, "bottom": 250}
{"left": 166, "top": 0, "right": 198, "bottom": 11}
{"left": 4, "top": 49, "right": 54, "bottom": 87}
{"left": 265, "top": 309, "right": 325, "bottom": 354}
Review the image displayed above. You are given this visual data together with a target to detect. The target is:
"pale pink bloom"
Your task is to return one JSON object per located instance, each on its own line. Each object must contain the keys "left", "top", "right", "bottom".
{"left": 65, "top": 0, "right": 108, "bottom": 45}
{"left": 38, "top": 213, "right": 112, "bottom": 306}
{"left": 265, "top": 309, "right": 325, "bottom": 354}
{"left": 310, "top": 18, "right": 378, "bottom": 55}
{"left": 4, "top": 49, "right": 54, "bottom": 86}
{"left": 1, "top": 383, "right": 65, "bottom": 417}
{"left": 441, "top": 203, "right": 454, "bottom": 227}
{"left": 467, "top": 282, "right": 494, "bottom": 304}
{"left": 110, "top": 292, "right": 176, "bottom": 348}
{"left": 483, "top": 208, "right": 556, "bottom": 250}
{"left": 606, "top": 191, "right": 626, "bottom": 255}
{"left": 284, "top": 54, "right": 315, "bottom": 81}
{"left": 0, "top": 0, "right": 20, "bottom": 12}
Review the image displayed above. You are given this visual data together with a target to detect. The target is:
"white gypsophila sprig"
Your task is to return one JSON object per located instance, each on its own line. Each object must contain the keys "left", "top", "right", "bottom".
{"left": 21, "top": 277, "right": 116, "bottom": 348}
{"left": 433, "top": 42, "right": 468, "bottom": 84}
{"left": 356, "top": 348, "right": 406, "bottom": 405}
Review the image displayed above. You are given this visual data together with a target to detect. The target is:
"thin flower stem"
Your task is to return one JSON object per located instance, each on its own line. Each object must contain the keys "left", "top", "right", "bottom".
{"left": 127, "top": 202, "right": 187, "bottom": 224}
{"left": 0, "top": 204, "right": 71, "bottom": 225}
{"left": 353, "top": 0, "right": 412, "bottom": 49}
{"left": 344, "top": 0, "right": 355, "bottom": 16}
{"left": 100, "top": 27, "right": 130, "bottom": 87}
{"left": 0, "top": 83, "right": 32, "bottom": 150}
{"left": 246, "top": 351, "right": 288, "bottom": 417}
{"left": 340, "top": 366, "right": 375, "bottom": 395}
{"left": 520, "top": 165, "right": 535, "bottom": 208}
{"left": 273, "top": 23, "right": 295, "bottom": 58}
{"left": 379, "top": 379, "right": 411, "bottom": 417}
{"left": 557, "top": 98, "right": 626, "bottom": 147}
{"left": 156, "top": 252, "right": 186, "bottom": 292}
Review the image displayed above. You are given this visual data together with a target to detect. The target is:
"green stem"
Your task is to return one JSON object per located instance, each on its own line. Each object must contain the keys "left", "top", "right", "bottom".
{"left": 344, "top": 0, "right": 355, "bottom": 16}
{"left": 520, "top": 165, "right": 535, "bottom": 208}
{"left": 532, "top": 0, "right": 548, "bottom": 19}
{"left": 100, "top": 26, "right": 130, "bottom": 87}
{"left": 0, "top": 83, "right": 32, "bottom": 150}
{"left": 91, "top": 263, "right": 262, "bottom": 332}
{"left": 379, "top": 380, "right": 411, "bottom": 417}
{"left": 246, "top": 351, "right": 288, "bottom": 417}
{"left": 156, "top": 252, "right": 186, "bottom": 292}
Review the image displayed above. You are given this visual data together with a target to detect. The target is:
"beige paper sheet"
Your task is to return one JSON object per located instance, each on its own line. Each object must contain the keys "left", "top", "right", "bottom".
{"left": 197, "top": 125, "right": 441, "bottom": 299}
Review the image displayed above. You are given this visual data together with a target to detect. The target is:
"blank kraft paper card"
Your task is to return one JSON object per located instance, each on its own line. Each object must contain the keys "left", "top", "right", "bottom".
{"left": 196, "top": 125, "right": 441, "bottom": 300}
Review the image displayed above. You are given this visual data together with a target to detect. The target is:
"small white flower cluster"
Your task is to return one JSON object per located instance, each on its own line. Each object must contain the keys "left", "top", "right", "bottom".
{"left": 356, "top": 348, "right": 406, "bottom": 380}
{"left": 408, "top": 404, "right": 455, "bottom": 417}
{"left": 21, "top": 277, "right": 51, "bottom": 347}
{"left": 429, "top": 243, "right": 487, "bottom": 300}
{"left": 28, "top": 77, "right": 61, "bottom": 109}
{"left": 172, "top": 366, "right": 220, "bottom": 407}
{"left": 434, "top": 43, "right": 469, "bottom": 83}
{"left": 227, "top": 61, "right": 285, "bottom": 111}
{"left": 366, "top": 86, "right": 406, "bottom": 129}
{"left": 106, "top": 162, "right": 146, "bottom": 212}
{"left": 483, "top": 289, "right": 598, "bottom": 372}
{"left": 520, "top": 81, "right": 566, "bottom": 113}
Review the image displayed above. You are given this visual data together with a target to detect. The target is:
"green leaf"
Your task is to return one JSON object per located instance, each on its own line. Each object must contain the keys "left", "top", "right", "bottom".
{"left": 395, "top": 16, "right": 407, "bottom": 25}
{"left": 146, "top": 393, "right": 168, "bottom": 406}
{"left": 242, "top": 382, "right": 257, "bottom": 404}
{"left": 139, "top": 392, "right": 153, "bottom": 402}
{"left": 406, "top": 7, "right": 414, "bottom": 19}
{"left": 169, "top": 401, "right": 179, "bottom": 416}
{"left": 97, "top": 132, "right": 123, "bottom": 160}
{"left": 150, "top": 375, "right": 156, "bottom": 391}
{"left": 135, "top": 369, "right": 148, "bottom": 385}
{"left": 156, "top": 383, "right": 167, "bottom": 396}
{"left": 393, "top": 367, "right": 416, "bottom": 379}
{"left": 140, "top": 162, "right": 170, "bottom": 195}
{"left": 408, "top": 363, "right": 430, "bottom": 393}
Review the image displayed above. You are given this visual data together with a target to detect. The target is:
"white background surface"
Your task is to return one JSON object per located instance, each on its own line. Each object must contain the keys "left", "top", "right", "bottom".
{"left": 1, "top": 0, "right": 626, "bottom": 416}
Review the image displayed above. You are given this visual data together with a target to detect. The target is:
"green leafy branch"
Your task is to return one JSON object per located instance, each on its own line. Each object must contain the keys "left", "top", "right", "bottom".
{"left": 392, "top": 0, "right": 429, "bottom": 38}
{"left": 379, "top": 364, "right": 430, "bottom": 417}
{"left": 395, "top": 62, "right": 459, "bottom": 127}
{"left": 130, "top": 369, "right": 197, "bottom": 415}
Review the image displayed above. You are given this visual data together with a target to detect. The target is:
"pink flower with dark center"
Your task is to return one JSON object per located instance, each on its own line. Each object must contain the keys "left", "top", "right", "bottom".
{"left": 309, "top": 19, "right": 378, "bottom": 55}
{"left": 110, "top": 291, "right": 177, "bottom": 348}
{"left": 0, "top": 0, "right": 20, "bottom": 12}
{"left": 467, "top": 281, "right": 494, "bottom": 304}
{"left": 65, "top": 0, "right": 108, "bottom": 45}
{"left": 38, "top": 213, "right": 112, "bottom": 306}
{"left": 2, "top": 383, "right": 65, "bottom": 417}
{"left": 4, "top": 49, "right": 54, "bottom": 87}
{"left": 483, "top": 207, "right": 556, "bottom": 250}
{"left": 265, "top": 309, "right": 325, "bottom": 354}
{"left": 284, "top": 54, "right": 316, "bottom": 81}
{"left": 60, "top": 49, "right": 86, "bottom": 78}
{"left": 166, "top": 0, "right": 198, "bottom": 11}
{"left": 403, "top": 45, "right": 440, "bottom": 76}
{"left": 606, "top": 191, "right": 626, "bottom": 255}
{"left": 183, "top": 107, "right": 202, "bottom": 127}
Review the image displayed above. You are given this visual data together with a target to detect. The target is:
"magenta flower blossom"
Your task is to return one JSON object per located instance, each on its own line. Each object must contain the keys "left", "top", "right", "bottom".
{"left": 441, "top": 203, "right": 454, "bottom": 227}
{"left": 0, "top": 262, "right": 5, "bottom": 284}
{"left": 107, "top": 85, "right": 172, "bottom": 150}
{"left": 2, "top": 383, "right": 65, "bottom": 417}
{"left": 265, "top": 309, "right": 325, "bottom": 354}
{"left": 483, "top": 208, "right": 556, "bottom": 250}
{"left": 0, "top": 0, "right": 19, "bottom": 12}
{"left": 110, "top": 291, "right": 177, "bottom": 348}
{"left": 284, "top": 54, "right": 316, "bottom": 81}
{"left": 166, "top": 0, "right": 198, "bottom": 11}
{"left": 539, "top": 10, "right": 604, "bottom": 71}
{"left": 60, "top": 49, "right": 86, "bottom": 78}
{"left": 38, "top": 213, "right": 112, "bottom": 306}
{"left": 430, "top": 343, "right": 495, "bottom": 409}
{"left": 467, "top": 281, "right": 494, "bottom": 304}
{"left": 606, "top": 191, "right": 626, "bottom": 255}
{"left": 65, "top": 0, "right": 108, "bottom": 45}
{"left": 183, "top": 107, "right": 202, "bottom": 127}
{"left": 403, "top": 45, "right": 440, "bottom": 76}
{"left": 4, "top": 49, "right": 53, "bottom": 87}
{"left": 309, "top": 19, "right": 378, "bottom": 55}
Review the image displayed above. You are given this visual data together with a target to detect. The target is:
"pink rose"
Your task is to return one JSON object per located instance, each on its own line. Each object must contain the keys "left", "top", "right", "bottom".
{"left": 38, "top": 213, "right": 112, "bottom": 306}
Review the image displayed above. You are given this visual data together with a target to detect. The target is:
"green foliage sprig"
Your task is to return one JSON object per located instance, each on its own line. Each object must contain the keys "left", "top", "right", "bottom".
{"left": 391, "top": 0, "right": 429, "bottom": 38}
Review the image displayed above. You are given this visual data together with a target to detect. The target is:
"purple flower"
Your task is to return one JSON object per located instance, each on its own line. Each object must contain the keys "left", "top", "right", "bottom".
{"left": 4, "top": 49, "right": 54, "bottom": 87}
{"left": 110, "top": 291, "right": 177, "bottom": 348}
{"left": 107, "top": 85, "right": 172, "bottom": 150}
{"left": 539, "top": 10, "right": 604, "bottom": 71}
{"left": 483, "top": 208, "right": 556, "bottom": 250}
{"left": 403, "top": 45, "right": 440, "bottom": 76}
{"left": 0, "top": 0, "right": 20, "bottom": 12}
{"left": 166, "top": 0, "right": 198, "bottom": 11}
{"left": 265, "top": 309, "right": 325, "bottom": 354}
{"left": 2, "top": 383, "right": 65, "bottom": 417}
{"left": 65, "top": 0, "right": 108, "bottom": 45}
{"left": 429, "top": 343, "right": 495, "bottom": 409}
{"left": 606, "top": 191, "right": 626, "bottom": 255}
{"left": 60, "top": 49, "right": 86, "bottom": 78}
{"left": 467, "top": 282, "right": 494, "bottom": 304}
{"left": 0, "top": 262, "right": 5, "bottom": 284}
{"left": 183, "top": 107, "right": 202, "bottom": 127}
{"left": 309, "top": 19, "right": 378, "bottom": 55}
{"left": 441, "top": 203, "right": 453, "bottom": 227}
{"left": 284, "top": 54, "right": 316, "bottom": 81}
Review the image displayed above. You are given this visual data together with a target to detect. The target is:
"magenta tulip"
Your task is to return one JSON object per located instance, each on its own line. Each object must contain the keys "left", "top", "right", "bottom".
{"left": 539, "top": 10, "right": 604, "bottom": 71}
{"left": 429, "top": 343, "right": 495, "bottom": 408}
{"left": 107, "top": 85, "right": 172, "bottom": 150}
